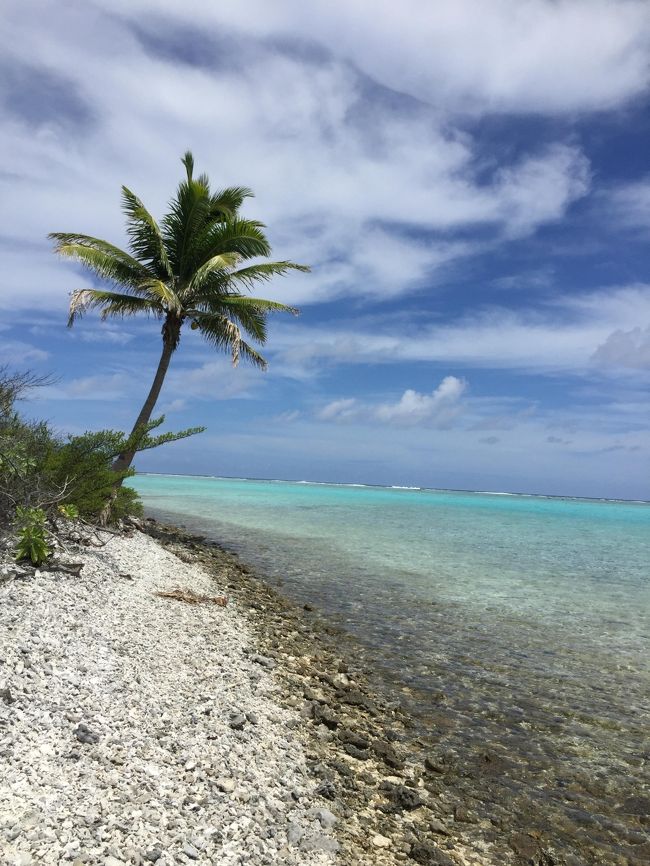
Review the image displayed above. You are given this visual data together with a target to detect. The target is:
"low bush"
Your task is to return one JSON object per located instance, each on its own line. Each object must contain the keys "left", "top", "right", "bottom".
{"left": 14, "top": 506, "right": 51, "bottom": 565}
{"left": 1, "top": 368, "right": 203, "bottom": 557}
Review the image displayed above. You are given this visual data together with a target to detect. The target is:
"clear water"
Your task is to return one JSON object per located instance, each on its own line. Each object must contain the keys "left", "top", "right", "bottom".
{"left": 130, "top": 474, "right": 650, "bottom": 862}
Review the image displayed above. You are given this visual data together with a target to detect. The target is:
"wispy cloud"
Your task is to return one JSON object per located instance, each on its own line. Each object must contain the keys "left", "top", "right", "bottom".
{"left": 102, "top": 0, "right": 650, "bottom": 114}
{"left": 272, "top": 284, "right": 650, "bottom": 376}
{"left": 166, "top": 358, "right": 261, "bottom": 400}
{"left": 0, "top": 340, "right": 49, "bottom": 364}
{"left": 606, "top": 177, "right": 650, "bottom": 229}
{"left": 39, "top": 372, "right": 132, "bottom": 401}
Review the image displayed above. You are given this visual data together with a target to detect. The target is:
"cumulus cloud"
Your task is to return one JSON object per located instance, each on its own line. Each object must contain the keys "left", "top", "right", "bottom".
{"left": 317, "top": 376, "right": 467, "bottom": 427}
{"left": 592, "top": 325, "right": 650, "bottom": 370}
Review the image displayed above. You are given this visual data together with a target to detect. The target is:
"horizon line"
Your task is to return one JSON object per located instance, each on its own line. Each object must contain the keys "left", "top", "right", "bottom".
{"left": 132, "top": 472, "right": 650, "bottom": 506}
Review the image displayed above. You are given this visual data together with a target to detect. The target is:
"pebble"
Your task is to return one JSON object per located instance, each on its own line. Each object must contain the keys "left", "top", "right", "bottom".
{"left": 286, "top": 823, "right": 303, "bottom": 845}
{"left": 300, "top": 833, "right": 340, "bottom": 853}
{"left": 373, "top": 834, "right": 392, "bottom": 848}
{"left": 314, "top": 808, "right": 337, "bottom": 829}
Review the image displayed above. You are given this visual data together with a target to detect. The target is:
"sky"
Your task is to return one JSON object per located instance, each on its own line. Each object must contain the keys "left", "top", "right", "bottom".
{"left": 1, "top": 0, "right": 649, "bottom": 499}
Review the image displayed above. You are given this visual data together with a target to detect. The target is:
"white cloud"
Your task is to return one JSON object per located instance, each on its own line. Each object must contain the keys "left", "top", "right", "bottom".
{"left": 136, "top": 394, "right": 650, "bottom": 499}
{"left": 159, "top": 398, "right": 187, "bottom": 413}
{"left": 0, "top": 1, "right": 604, "bottom": 313}
{"left": 607, "top": 177, "right": 650, "bottom": 229}
{"left": 166, "top": 359, "right": 261, "bottom": 399}
{"left": 40, "top": 372, "right": 132, "bottom": 401}
{"left": 317, "top": 397, "right": 359, "bottom": 421}
{"left": 592, "top": 325, "right": 650, "bottom": 370}
{"left": 317, "top": 376, "right": 467, "bottom": 427}
{"left": 77, "top": 325, "right": 135, "bottom": 345}
{"left": 272, "top": 284, "right": 650, "bottom": 375}
{"left": 98, "top": 0, "right": 650, "bottom": 114}
{"left": 0, "top": 340, "right": 49, "bottom": 364}
{"left": 375, "top": 377, "right": 467, "bottom": 425}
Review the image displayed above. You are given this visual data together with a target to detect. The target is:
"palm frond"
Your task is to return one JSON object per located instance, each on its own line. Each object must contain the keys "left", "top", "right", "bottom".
{"left": 182, "top": 151, "right": 194, "bottom": 181}
{"left": 208, "top": 186, "right": 253, "bottom": 219}
{"left": 186, "top": 252, "right": 241, "bottom": 296}
{"left": 213, "top": 295, "right": 299, "bottom": 315}
{"left": 195, "top": 219, "right": 272, "bottom": 267}
{"left": 192, "top": 311, "right": 267, "bottom": 369}
{"left": 193, "top": 312, "right": 242, "bottom": 365}
{"left": 140, "top": 279, "right": 182, "bottom": 312}
{"left": 238, "top": 340, "right": 268, "bottom": 369}
{"left": 162, "top": 177, "right": 212, "bottom": 279}
{"left": 188, "top": 294, "right": 298, "bottom": 343}
{"left": 220, "top": 303, "right": 267, "bottom": 342}
{"left": 121, "top": 187, "right": 173, "bottom": 279}
{"left": 49, "top": 234, "right": 151, "bottom": 289}
{"left": 228, "top": 260, "right": 310, "bottom": 292}
{"left": 68, "top": 290, "right": 160, "bottom": 326}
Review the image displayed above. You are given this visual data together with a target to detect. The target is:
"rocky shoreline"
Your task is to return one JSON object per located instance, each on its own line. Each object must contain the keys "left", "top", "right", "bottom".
{"left": 6, "top": 517, "right": 635, "bottom": 865}
{"left": 0, "top": 520, "right": 488, "bottom": 866}
{"left": 139, "top": 521, "right": 518, "bottom": 866}
{"left": 156, "top": 516, "right": 650, "bottom": 866}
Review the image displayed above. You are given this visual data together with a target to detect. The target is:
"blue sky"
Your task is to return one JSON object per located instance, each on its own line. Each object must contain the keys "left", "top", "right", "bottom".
{"left": 1, "top": 0, "right": 649, "bottom": 498}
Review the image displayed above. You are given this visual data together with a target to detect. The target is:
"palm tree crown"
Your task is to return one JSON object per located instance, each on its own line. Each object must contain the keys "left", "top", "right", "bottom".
{"left": 49, "top": 151, "right": 308, "bottom": 476}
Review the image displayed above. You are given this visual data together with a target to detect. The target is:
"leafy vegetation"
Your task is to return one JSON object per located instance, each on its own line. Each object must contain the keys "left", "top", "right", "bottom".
{"left": 0, "top": 369, "right": 202, "bottom": 560}
{"left": 50, "top": 151, "right": 309, "bottom": 480}
{"left": 14, "top": 507, "right": 51, "bottom": 565}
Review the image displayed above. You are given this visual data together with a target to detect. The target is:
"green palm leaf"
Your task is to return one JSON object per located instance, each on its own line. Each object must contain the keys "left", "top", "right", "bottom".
{"left": 68, "top": 290, "right": 160, "bottom": 325}
{"left": 187, "top": 252, "right": 241, "bottom": 295}
{"left": 228, "top": 261, "right": 310, "bottom": 292}
{"left": 213, "top": 295, "right": 299, "bottom": 315}
{"left": 121, "top": 187, "right": 173, "bottom": 279}
{"left": 208, "top": 186, "right": 253, "bottom": 219}
{"left": 195, "top": 218, "right": 272, "bottom": 267}
{"left": 48, "top": 235, "right": 151, "bottom": 289}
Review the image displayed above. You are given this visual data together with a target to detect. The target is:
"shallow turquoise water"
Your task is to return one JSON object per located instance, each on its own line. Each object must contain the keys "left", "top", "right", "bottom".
{"left": 130, "top": 474, "right": 650, "bottom": 862}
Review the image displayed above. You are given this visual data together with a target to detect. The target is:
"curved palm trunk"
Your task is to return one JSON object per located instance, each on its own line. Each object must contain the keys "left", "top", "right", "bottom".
{"left": 100, "top": 317, "right": 180, "bottom": 524}
{"left": 112, "top": 340, "right": 175, "bottom": 474}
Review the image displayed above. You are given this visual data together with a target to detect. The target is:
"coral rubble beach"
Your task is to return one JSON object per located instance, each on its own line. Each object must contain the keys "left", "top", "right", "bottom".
{"left": 0, "top": 521, "right": 485, "bottom": 866}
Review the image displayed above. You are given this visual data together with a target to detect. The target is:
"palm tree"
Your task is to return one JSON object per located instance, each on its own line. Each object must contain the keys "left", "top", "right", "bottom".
{"left": 49, "top": 151, "right": 309, "bottom": 478}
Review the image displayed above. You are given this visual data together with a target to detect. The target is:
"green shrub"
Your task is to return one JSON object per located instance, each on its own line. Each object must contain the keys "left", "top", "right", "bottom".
{"left": 58, "top": 503, "right": 79, "bottom": 520}
{"left": 44, "top": 430, "right": 143, "bottom": 522}
{"left": 1, "top": 369, "right": 199, "bottom": 530}
{"left": 14, "top": 506, "right": 51, "bottom": 565}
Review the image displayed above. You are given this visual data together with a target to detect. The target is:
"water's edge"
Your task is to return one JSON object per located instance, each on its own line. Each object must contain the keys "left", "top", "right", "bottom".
{"left": 143, "top": 518, "right": 527, "bottom": 866}
{"left": 141, "top": 513, "right": 650, "bottom": 866}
